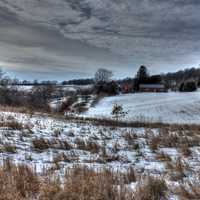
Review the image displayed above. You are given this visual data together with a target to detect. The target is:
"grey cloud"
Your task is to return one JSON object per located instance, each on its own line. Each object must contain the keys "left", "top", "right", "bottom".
{"left": 0, "top": 0, "right": 200, "bottom": 80}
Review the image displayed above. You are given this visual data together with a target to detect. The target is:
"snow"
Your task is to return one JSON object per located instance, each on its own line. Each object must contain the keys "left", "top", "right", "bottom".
{"left": 83, "top": 92, "right": 200, "bottom": 124}
{"left": 0, "top": 111, "right": 171, "bottom": 176}
{"left": 0, "top": 111, "right": 199, "bottom": 199}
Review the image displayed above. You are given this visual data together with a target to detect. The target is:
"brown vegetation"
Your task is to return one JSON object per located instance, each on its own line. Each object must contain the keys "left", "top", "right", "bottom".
{"left": 134, "top": 176, "right": 168, "bottom": 200}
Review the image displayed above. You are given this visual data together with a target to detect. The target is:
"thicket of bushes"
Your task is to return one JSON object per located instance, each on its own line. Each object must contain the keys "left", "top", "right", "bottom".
{"left": 179, "top": 81, "right": 197, "bottom": 92}
{"left": 0, "top": 160, "right": 169, "bottom": 200}
{"left": 94, "top": 81, "right": 119, "bottom": 95}
{"left": 0, "top": 85, "right": 54, "bottom": 112}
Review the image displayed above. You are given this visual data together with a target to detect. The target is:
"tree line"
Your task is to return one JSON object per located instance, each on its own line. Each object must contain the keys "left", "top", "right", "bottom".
{"left": 1, "top": 66, "right": 200, "bottom": 91}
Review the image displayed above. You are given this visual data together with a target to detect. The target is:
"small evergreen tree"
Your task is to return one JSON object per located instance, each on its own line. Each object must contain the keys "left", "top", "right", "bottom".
{"left": 134, "top": 65, "right": 149, "bottom": 91}
{"left": 111, "top": 104, "right": 127, "bottom": 120}
{"left": 136, "top": 66, "right": 149, "bottom": 82}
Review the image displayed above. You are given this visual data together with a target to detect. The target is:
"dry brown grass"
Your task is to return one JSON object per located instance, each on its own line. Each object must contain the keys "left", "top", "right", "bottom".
{"left": 1, "top": 143, "right": 17, "bottom": 153}
{"left": 0, "top": 160, "right": 136, "bottom": 200}
{"left": 75, "top": 138, "right": 101, "bottom": 154}
{"left": 52, "top": 166, "right": 132, "bottom": 200}
{"left": 134, "top": 176, "right": 168, "bottom": 200}
{"left": 177, "top": 178, "right": 200, "bottom": 200}
{"left": 0, "top": 159, "right": 39, "bottom": 200}
{"left": 53, "top": 152, "right": 79, "bottom": 164}
{"left": 148, "top": 127, "right": 200, "bottom": 154}
{"left": 0, "top": 120, "right": 23, "bottom": 130}
{"left": 0, "top": 160, "right": 184, "bottom": 200}
{"left": 32, "top": 138, "right": 49, "bottom": 152}
{"left": 148, "top": 135, "right": 161, "bottom": 152}
{"left": 155, "top": 151, "right": 171, "bottom": 162}
{"left": 166, "top": 158, "right": 190, "bottom": 181}
{"left": 97, "top": 146, "right": 122, "bottom": 163}
{"left": 179, "top": 144, "right": 192, "bottom": 157}
{"left": 0, "top": 105, "right": 31, "bottom": 114}
{"left": 123, "top": 131, "right": 138, "bottom": 145}
{"left": 32, "top": 138, "right": 72, "bottom": 152}
{"left": 123, "top": 166, "right": 137, "bottom": 184}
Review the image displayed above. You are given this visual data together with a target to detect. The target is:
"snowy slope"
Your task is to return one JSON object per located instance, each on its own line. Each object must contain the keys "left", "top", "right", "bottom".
{"left": 83, "top": 92, "right": 200, "bottom": 124}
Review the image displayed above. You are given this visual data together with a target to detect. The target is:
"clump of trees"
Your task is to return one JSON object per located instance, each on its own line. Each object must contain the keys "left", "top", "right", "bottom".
{"left": 62, "top": 79, "right": 94, "bottom": 85}
{"left": 94, "top": 68, "right": 119, "bottom": 95}
{"left": 162, "top": 67, "right": 200, "bottom": 90}
{"left": 179, "top": 81, "right": 197, "bottom": 92}
{"left": 0, "top": 85, "right": 55, "bottom": 112}
{"left": 134, "top": 66, "right": 162, "bottom": 91}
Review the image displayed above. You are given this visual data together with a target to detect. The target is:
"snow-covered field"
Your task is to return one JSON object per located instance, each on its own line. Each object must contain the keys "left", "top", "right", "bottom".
{"left": 1, "top": 90, "right": 200, "bottom": 199}
{"left": 0, "top": 111, "right": 200, "bottom": 199}
{"left": 83, "top": 92, "right": 200, "bottom": 124}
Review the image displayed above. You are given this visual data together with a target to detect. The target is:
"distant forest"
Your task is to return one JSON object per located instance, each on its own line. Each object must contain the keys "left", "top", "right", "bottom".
{"left": 63, "top": 67, "right": 200, "bottom": 88}
{"left": 1, "top": 67, "right": 200, "bottom": 88}
{"left": 162, "top": 67, "right": 200, "bottom": 88}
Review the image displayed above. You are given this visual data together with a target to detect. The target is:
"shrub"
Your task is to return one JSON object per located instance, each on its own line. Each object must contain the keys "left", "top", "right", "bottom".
{"left": 179, "top": 81, "right": 197, "bottom": 92}
{"left": 0, "top": 160, "right": 39, "bottom": 200}
{"left": 2, "top": 143, "right": 17, "bottom": 154}
{"left": 178, "top": 179, "right": 200, "bottom": 199}
{"left": 32, "top": 138, "right": 49, "bottom": 152}
{"left": 75, "top": 138, "right": 101, "bottom": 154}
{"left": 0, "top": 120, "right": 23, "bottom": 130}
{"left": 111, "top": 103, "right": 127, "bottom": 120}
{"left": 134, "top": 176, "right": 168, "bottom": 200}
{"left": 94, "top": 81, "right": 119, "bottom": 96}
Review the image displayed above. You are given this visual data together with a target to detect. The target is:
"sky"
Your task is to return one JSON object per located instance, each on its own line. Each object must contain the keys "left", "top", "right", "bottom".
{"left": 0, "top": 0, "right": 200, "bottom": 80}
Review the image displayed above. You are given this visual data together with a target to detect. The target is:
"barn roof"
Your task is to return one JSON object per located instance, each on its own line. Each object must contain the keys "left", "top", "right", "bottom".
{"left": 139, "top": 84, "right": 165, "bottom": 89}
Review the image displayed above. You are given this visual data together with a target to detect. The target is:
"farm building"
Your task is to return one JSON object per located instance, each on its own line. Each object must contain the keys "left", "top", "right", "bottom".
{"left": 139, "top": 84, "right": 167, "bottom": 92}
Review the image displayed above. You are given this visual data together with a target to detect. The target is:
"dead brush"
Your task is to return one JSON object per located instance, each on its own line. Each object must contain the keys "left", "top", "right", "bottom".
{"left": 177, "top": 178, "right": 200, "bottom": 200}
{"left": 155, "top": 151, "right": 171, "bottom": 162}
{"left": 32, "top": 138, "right": 50, "bottom": 152}
{"left": 122, "top": 166, "right": 137, "bottom": 184}
{"left": 39, "top": 176, "right": 61, "bottom": 200}
{"left": 0, "top": 159, "right": 39, "bottom": 200}
{"left": 59, "top": 166, "right": 133, "bottom": 200}
{"left": 112, "top": 142, "right": 121, "bottom": 153}
{"left": 148, "top": 134, "right": 161, "bottom": 152}
{"left": 166, "top": 158, "right": 190, "bottom": 181}
{"left": 0, "top": 120, "right": 23, "bottom": 130}
{"left": 179, "top": 144, "right": 192, "bottom": 157}
{"left": 74, "top": 137, "right": 86, "bottom": 149}
{"left": 98, "top": 146, "right": 121, "bottom": 163}
{"left": 52, "top": 152, "right": 78, "bottom": 164}
{"left": 0, "top": 161, "right": 176, "bottom": 200}
{"left": 32, "top": 138, "right": 72, "bottom": 152}
{"left": 49, "top": 139, "right": 72, "bottom": 150}
{"left": 148, "top": 128, "right": 199, "bottom": 152}
{"left": 75, "top": 138, "right": 101, "bottom": 154}
{"left": 85, "top": 139, "right": 101, "bottom": 154}
{"left": 133, "top": 176, "right": 168, "bottom": 200}
{"left": 2, "top": 143, "right": 17, "bottom": 153}
{"left": 157, "top": 128, "right": 200, "bottom": 149}
{"left": 123, "top": 131, "right": 138, "bottom": 145}
{"left": 159, "top": 133, "right": 179, "bottom": 148}
{"left": 144, "top": 128, "right": 155, "bottom": 139}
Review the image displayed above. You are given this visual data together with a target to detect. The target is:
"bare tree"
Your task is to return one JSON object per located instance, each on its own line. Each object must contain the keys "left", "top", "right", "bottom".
{"left": 94, "top": 68, "right": 113, "bottom": 83}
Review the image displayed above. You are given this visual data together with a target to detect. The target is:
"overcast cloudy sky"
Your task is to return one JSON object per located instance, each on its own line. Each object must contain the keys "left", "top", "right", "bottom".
{"left": 0, "top": 0, "right": 200, "bottom": 80}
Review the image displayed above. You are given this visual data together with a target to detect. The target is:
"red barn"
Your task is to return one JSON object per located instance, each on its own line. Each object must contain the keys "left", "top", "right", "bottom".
{"left": 139, "top": 84, "right": 166, "bottom": 92}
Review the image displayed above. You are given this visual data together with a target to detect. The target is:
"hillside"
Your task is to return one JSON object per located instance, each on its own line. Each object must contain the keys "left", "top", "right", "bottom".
{"left": 83, "top": 91, "right": 200, "bottom": 124}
